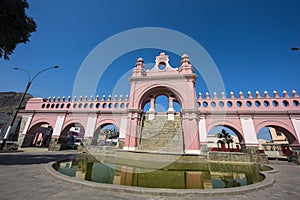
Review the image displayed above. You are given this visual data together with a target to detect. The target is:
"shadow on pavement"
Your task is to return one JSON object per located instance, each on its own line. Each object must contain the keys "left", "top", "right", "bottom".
{"left": 0, "top": 153, "right": 76, "bottom": 165}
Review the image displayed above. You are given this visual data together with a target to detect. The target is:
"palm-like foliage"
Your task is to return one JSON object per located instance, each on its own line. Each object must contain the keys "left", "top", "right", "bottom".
{"left": 216, "top": 129, "right": 234, "bottom": 151}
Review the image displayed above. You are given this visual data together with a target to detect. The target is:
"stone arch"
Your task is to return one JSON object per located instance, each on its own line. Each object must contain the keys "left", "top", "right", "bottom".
{"left": 125, "top": 53, "right": 198, "bottom": 152}
{"left": 28, "top": 118, "right": 55, "bottom": 131}
{"left": 60, "top": 122, "right": 86, "bottom": 143}
{"left": 255, "top": 120, "right": 299, "bottom": 146}
{"left": 61, "top": 119, "right": 86, "bottom": 134}
{"left": 95, "top": 119, "right": 121, "bottom": 132}
{"left": 137, "top": 84, "right": 184, "bottom": 111}
{"left": 23, "top": 121, "right": 53, "bottom": 147}
{"left": 92, "top": 119, "right": 120, "bottom": 145}
{"left": 206, "top": 120, "right": 244, "bottom": 143}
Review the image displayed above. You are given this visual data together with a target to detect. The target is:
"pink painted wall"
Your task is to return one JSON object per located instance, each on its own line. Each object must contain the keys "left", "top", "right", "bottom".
{"left": 20, "top": 53, "right": 300, "bottom": 152}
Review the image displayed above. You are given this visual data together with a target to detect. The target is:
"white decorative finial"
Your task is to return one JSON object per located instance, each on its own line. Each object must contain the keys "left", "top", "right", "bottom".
{"left": 213, "top": 92, "right": 217, "bottom": 99}
{"left": 205, "top": 92, "right": 210, "bottom": 99}
{"left": 239, "top": 91, "right": 244, "bottom": 98}
{"left": 248, "top": 91, "right": 253, "bottom": 98}
{"left": 292, "top": 90, "right": 299, "bottom": 97}
{"left": 255, "top": 91, "right": 261, "bottom": 98}
{"left": 273, "top": 90, "right": 279, "bottom": 98}
{"left": 264, "top": 91, "right": 270, "bottom": 98}
{"left": 221, "top": 92, "right": 225, "bottom": 99}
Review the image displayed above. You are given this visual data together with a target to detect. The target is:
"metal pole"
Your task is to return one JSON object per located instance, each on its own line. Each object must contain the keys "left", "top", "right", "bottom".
{"left": 0, "top": 66, "right": 58, "bottom": 150}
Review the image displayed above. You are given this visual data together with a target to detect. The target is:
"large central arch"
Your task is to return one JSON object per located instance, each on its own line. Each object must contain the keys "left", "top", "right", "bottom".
{"left": 138, "top": 85, "right": 183, "bottom": 111}
{"left": 124, "top": 53, "right": 200, "bottom": 154}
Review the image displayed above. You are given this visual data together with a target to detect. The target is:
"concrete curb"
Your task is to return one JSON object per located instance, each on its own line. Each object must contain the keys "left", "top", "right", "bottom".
{"left": 45, "top": 162, "right": 278, "bottom": 197}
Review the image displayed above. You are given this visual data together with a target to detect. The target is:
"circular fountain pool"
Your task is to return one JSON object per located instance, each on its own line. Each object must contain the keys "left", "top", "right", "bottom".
{"left": 53, "top": 153, "right": 270, "bottom": 190}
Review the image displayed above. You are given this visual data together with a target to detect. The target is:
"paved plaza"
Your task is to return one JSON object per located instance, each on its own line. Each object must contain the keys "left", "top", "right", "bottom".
{"left": 0, "top": 149, "right": 299, "bottom": 200}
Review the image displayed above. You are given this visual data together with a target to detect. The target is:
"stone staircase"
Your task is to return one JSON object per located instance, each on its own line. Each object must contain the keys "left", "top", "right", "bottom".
{"left": 138, "top": 114, "right": 183, "bottom": 154}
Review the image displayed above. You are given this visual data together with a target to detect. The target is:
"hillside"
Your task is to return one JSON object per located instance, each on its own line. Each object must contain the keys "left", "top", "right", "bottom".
{"left": 0, "top": 92, "right": 34, "bottom": 115}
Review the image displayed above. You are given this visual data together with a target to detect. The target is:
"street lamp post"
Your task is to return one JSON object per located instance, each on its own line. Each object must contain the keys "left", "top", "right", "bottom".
{"left": 0, "top": 66, "right": 59, "bottom": 150}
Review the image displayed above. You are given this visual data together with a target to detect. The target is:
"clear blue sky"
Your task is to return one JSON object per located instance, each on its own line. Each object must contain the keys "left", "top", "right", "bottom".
{"left": 1, "top": 0, "right": 300, "bottom": 100}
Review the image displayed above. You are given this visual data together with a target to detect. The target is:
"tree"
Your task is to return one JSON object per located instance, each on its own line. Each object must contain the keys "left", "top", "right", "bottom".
{"left": 217, "top": 139, "right": 224, "bottom": 151}
{"left": 217, "top": 129, "right": 234, "bottom": 151}
{"left": 0, "top": 0, "right": 37, "bottom": 60}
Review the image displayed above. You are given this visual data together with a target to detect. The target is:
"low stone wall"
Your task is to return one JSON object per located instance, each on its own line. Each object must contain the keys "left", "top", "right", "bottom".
{"left": 208, "top": 152, "right": 251, "bottom": 162}
{"left": 89, "top": 146, "right": 116, "bottom": 154}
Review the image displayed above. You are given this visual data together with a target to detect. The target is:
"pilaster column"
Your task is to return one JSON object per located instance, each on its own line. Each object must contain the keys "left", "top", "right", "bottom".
{"left": 18, "top": 115, "right": 33, "bottom": 147}
{"left": 198, "top": 116, "right": 207, "bottom": 144}
{"left": 240, "top": 116, "right": 259, "bottom": 148}
{"left": 168, "top": 96, "right": 174, "bottom": 111}
{"left": 148, "top": 97, "right": 156, "bottom": 120}
{"left": 84, "top": 114, "right": 97, "bottom": 149}
{"left": 167, "top": 96, "right": 175, "bottom": 120}
{"left": 124, "top": 109, "right": 142, "bottom": 151}
{"left": 291, "top": 117, "right": 300, "bottom": 150}
{"left": 52, "top": 115, "right": 66, "bottom": 138}
{"left": 182, "top": 109, "right": 200, "bottom": 154}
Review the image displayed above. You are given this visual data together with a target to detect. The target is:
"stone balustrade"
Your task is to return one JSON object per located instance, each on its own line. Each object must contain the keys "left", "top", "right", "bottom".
{"left": 197, "top": 90, "right": 300, "bottom": 111}
{"left": 25, "top": 94, "right": 129, "bottom": 111}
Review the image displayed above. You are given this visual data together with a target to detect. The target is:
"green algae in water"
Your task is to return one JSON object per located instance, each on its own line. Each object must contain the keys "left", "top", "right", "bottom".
{"left": 55, "top": 154, "right": 267, "bottom": 189}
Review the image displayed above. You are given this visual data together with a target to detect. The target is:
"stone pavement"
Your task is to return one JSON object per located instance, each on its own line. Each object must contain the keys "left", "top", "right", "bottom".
{"left": 0, "top": 150, "right": 299, "bottom": 200}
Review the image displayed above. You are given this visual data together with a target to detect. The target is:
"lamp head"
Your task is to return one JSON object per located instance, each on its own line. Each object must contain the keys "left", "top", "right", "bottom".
{"left": 53, "top": 66, "right": 59, "bottom": 68}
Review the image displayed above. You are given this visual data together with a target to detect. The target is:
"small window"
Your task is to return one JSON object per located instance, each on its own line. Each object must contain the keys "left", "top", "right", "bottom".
{"left": 246, "top": 101, "right": 252, "bottom": 107}
{"left": 227, "top": 101, "right": 232, "bottom": 107}
{"left": 255, "top": 101, "right": 261, "bottom": 107}
{"left": 211, "top": 101, "right": 216, "bottom": 107}
{"left": 158, "top": 62, "right": 167, "bottom": 71}
{"left": 283, "top": 100, "right": 289, "bottom": 107}
{"left": 264, "top": 101, "right": 270, "bottom": 107}
{"left": 219, "top": 101, "right": 224, "bottom": 107}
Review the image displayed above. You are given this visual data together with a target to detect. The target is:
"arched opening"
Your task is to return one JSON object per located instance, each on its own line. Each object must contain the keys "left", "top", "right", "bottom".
{"left": 173, "top": 101, "right": 181, "bottom": 112}
{"left": 257, "top": 126, "right": 296, "bottom": 158}
{"left": 142, "top": 95, "right": 182, "bottom": 113}
{"left": 139, "top": 86, "right": 183, "bottom": 112}
{"left": 155, "top": 95, "right": 169, "bottom": 112}
{"left": 137, "top": 86, "right": 184, "bottom": 153}
{"left": 207, "top": 125, "right": 243, "bottom": 152}
{"left": 23, "top": 122, "right": 53, "bottom": 147}
{"left": 92, "top": 124, "right": 119, "bottom": 147}
{"left": 59, "top": 123, "right": 85, "bottom": 149}
{"left": 143, "top": 102, "right": 151, "bottom": 112}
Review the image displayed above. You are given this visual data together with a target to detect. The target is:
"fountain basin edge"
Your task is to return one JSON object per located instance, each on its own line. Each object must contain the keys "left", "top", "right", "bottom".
{"left": 45, "top": 161, "right": 278, "bottom": 197}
